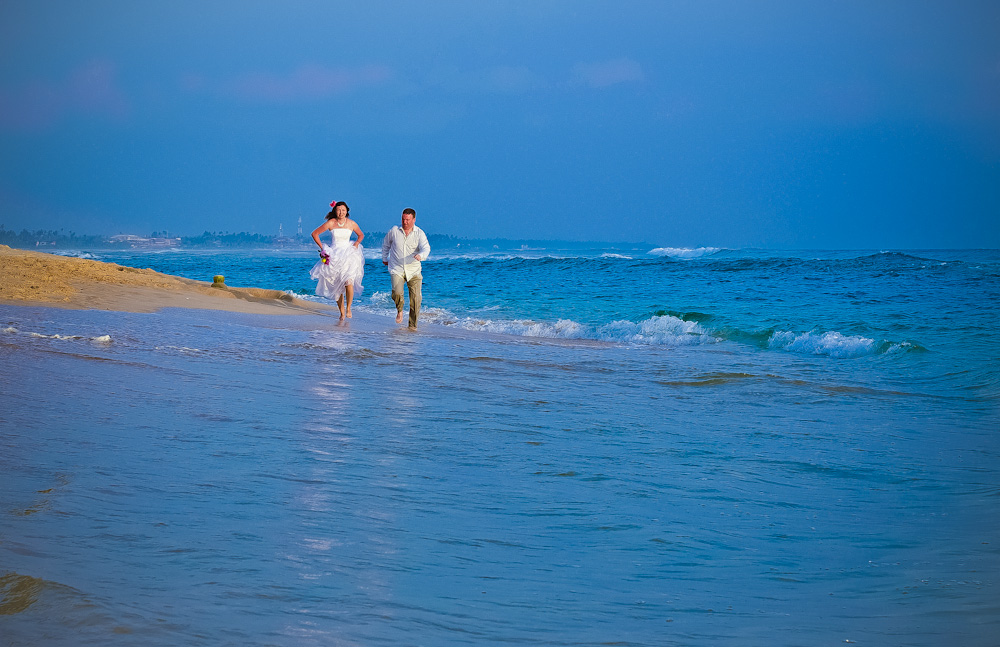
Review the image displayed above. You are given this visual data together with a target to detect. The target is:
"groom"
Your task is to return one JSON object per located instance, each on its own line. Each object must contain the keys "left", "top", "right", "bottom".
{"left": 381, "top": 208, "right": 431, "bottom": 329}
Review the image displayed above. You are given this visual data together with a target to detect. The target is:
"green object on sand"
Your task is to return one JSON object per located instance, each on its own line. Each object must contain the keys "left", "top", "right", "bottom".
{"left": 212, "top": 275, "right": 225, "bottom": 287}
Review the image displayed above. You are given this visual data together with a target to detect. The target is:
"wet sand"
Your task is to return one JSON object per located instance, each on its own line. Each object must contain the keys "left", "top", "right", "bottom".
{"left": 0, "top": 245, "right": 335, "bottom": 316}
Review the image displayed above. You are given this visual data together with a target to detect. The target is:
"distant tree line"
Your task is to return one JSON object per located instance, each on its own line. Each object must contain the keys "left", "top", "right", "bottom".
{"left": 0, "top": 226, "right": 303, "bottom": 249}
{"left": 0, "top": 227, "right": 112, "bottom": 248}
{"left": 0, "top": 226, "right": 409, "bottom": 250}
{"left": 0, "top": 226, "right": 647, "bottom": 251}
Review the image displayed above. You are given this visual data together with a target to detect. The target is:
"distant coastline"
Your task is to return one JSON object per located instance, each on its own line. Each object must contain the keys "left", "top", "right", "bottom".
{"left": 0, "top": 226, "right": 654, "bottom": 252}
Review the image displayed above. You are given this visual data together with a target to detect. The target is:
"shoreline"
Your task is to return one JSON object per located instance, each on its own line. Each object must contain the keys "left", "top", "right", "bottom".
{"left": 0, "top": 245, "right": 336, "bottom": 316}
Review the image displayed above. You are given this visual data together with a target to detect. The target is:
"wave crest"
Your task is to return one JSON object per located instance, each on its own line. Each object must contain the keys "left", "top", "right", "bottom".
{"left": 648, "top": 247, "right": 721, "bottom": 259}
{"left": 767, "top": 330, "right": 913, "bottom": 358}
{"left": 595, "top": 315, "right": 718, "bottom": 346}
{"left": 430, "top": 312, "right": 719, "bottom": 347}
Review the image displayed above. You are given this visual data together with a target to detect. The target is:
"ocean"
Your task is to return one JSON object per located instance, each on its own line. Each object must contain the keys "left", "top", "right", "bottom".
{"left": 2, "top": 245, "right": 998, "bottom": 646}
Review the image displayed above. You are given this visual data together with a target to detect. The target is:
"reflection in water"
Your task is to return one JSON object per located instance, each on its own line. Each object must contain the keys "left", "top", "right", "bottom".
{"left": 291, "top": 329, "right": 408, "bottom": 641}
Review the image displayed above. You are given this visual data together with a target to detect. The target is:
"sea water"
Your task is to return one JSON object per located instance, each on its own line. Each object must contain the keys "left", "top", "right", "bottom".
{"left": 1, "top": 246, "right": 998, "bottom": 646}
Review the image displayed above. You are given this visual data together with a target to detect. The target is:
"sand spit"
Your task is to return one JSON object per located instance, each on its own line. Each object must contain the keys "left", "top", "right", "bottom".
{"left": 0, "top": 245, "right": 330, "bottom": 315}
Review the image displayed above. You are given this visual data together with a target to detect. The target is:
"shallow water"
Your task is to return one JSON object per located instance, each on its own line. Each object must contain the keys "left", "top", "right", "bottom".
{"left": 1, "top": 246, "right": 998, "bottom": 645}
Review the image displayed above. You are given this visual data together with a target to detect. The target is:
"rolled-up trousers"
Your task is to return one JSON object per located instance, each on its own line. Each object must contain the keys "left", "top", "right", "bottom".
{"left": 391, "top": 273, "right": 422, "bottom": 328}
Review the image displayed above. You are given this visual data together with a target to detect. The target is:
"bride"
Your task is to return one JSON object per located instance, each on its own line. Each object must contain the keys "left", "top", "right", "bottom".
{"left": 309, "top": 200, "right": 365, "bottom": 319}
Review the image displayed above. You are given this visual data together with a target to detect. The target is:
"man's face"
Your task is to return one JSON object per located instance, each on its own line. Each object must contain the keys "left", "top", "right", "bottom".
{"left": 401, "top": 212, "right": 415, "bottom": 230}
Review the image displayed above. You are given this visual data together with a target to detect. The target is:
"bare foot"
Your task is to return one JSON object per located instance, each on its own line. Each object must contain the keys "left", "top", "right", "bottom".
{"left": 346, "top": 308, "right": 352, "bottom": 319}
{"left": 339, "top": 309, "right": 346, "bottom": 320}
{"left": 395, "top": 311, "right": 403, "bottom": 324}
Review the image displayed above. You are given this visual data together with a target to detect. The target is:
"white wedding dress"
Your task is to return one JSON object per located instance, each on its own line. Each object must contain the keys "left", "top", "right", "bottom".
{"left": 309, "top": 227, "right": 364, "bottom": 300}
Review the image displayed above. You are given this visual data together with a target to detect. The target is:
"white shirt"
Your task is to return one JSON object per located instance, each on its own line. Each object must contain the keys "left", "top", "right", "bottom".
{"left": 381, "top": 225, "right": 430, "bottom": 279}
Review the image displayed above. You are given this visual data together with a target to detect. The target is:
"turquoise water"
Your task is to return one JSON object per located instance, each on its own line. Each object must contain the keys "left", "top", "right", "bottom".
{"left": 1, "top": 246, "right": 998, "bottom": 645}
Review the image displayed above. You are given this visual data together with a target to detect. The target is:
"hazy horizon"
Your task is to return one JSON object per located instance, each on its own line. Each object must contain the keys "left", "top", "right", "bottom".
{"left": 4, "top": 222, "right": 998, "bottom": 252}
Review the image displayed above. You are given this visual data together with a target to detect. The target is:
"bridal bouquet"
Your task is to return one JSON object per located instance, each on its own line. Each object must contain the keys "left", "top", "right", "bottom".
{"left": 319, "top": 250, "right": 330, "bottom": 265}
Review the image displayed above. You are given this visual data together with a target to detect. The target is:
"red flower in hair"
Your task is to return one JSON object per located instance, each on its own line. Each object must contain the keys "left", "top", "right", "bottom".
{"left": 330, "top": 200, "right": 338, "bottom": 208}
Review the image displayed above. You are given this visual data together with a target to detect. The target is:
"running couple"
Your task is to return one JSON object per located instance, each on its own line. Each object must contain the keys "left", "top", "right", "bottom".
{"left": 309, "top": 203, "right": 430, "bottom": 329}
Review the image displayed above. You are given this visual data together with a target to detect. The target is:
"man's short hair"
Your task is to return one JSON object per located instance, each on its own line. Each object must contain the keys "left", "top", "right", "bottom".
{"left": 402, "top": 208, "right": 416, "bottom": 216}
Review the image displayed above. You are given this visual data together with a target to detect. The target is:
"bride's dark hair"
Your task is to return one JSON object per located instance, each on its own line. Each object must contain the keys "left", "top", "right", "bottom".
{"left": 326, "top": 201, "right": 350, "bottom": 220}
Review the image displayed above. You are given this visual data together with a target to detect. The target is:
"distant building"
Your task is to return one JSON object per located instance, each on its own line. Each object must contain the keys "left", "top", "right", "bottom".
{"left": 110, "top": 234, "right": 180, "bottom": 248}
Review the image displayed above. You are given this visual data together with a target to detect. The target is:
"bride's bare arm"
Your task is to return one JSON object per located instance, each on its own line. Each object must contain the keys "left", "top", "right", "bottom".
{"left": 311, "top": 221, "right": 331, "bottom": 248}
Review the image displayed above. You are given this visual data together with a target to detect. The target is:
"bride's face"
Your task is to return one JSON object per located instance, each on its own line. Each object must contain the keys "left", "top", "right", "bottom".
{"left": 335, "top": 204, "right": 348, "bottom": 218}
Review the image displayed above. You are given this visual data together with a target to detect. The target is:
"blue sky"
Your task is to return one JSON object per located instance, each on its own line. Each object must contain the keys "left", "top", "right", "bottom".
{"left": 1, "top": 1, "right": 998, "bottom": 248}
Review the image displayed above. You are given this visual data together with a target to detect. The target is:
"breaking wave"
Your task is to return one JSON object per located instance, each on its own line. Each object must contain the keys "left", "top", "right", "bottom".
{"left": 767, "top": 330, "right": 916, "bottom": 358}
{"left": 647, "top": 247, "right": 722, "bottom": 259}
{"left": 3, "top": 326, "right": 112, "bottom": 344}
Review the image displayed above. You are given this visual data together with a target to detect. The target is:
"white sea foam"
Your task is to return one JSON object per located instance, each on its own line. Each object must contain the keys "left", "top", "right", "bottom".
{"left": 883, "top": 341, "right": 915, "bottom": 354}
{"left": 488, "top": 253, "right": 571, "bottom": 261}
{"left": 29, "top": 332, "right": 82, "bottom": 340}
{"left": 5, "top": 327, "right": 113, "bottom": 344}
{"left": 434, "top": 251, "right": 580, "bottom": 262}
{"left": 648, "top": 247, "right": 720, "bottom": 259}
{"left": 359, "top": 286, "right": 722, "bottom": 347}
{"left": 595, "top": 315, "right": 719, "bottom": 346}
{"left": 295, "top": 293, "right": 328, "bottom": 304}
{"left": 423, "top": 310, "right": 719, "bottom": 347}
{"left": 768, "top": 330, "right": 877, "bottom": 358}
{"left": 444, "top": 316, "right": 588, "bottom": 339}
{"left": 156, "top": 345, "right": 204, "bottom": 355}
{"left": 367, "top": 290, "right": 395, "bottom": 309}
{"left": 600, "top": 253, "right": 633, "bottom": 259}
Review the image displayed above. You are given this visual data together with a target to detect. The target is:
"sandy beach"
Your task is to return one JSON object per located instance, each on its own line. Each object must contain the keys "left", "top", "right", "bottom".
{"left": 0, "top": 245, "right": 333, "bottom": 315}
